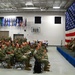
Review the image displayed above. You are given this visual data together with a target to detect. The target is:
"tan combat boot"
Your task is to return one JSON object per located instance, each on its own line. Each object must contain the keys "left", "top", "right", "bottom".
{"left": 28, "top": 64, "right": 32, "bottom": 67}
{"left": 6, "top": 64, "right": 12, "bottom": 69}
{"left": 44, "top": 66, "right": 50, "bottom": 71}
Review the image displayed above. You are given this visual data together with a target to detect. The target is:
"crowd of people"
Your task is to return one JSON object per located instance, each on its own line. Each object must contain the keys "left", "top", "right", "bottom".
{"left": 0, "top": 37, "right": 50, "bottom": 72}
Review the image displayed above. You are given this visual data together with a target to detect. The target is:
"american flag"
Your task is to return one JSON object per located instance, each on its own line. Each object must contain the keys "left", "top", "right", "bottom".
{"left": 65, "top": 2, "right": 75, "bottom": 45}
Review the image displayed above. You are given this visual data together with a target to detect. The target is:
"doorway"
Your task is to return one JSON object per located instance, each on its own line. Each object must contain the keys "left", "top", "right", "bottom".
{"left": 0, "top": 31, "right": 9, "bottom": 38}
{"left": 13, "top": 34, "right": 24, "bottom": 40}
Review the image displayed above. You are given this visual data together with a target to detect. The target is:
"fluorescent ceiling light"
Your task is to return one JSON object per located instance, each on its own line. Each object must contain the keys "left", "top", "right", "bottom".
{"left": 53, "top": 7, "right": 60, "bottom": 9}
{"left": 25, "top": 2, "right": 33, "bottom": 6}
{"left": 20, "top": 7, "right": 39, "bottom": 9}
{"left": 4, "top": 16, "right": 16, "bottom": 18}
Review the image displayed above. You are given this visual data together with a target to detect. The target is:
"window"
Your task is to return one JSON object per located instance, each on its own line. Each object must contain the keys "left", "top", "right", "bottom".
{"left": 35, "top": 16, "right": 41, "bottom": 24}
{"left": 55, "top": 17, "right": 61, "bottom": 24}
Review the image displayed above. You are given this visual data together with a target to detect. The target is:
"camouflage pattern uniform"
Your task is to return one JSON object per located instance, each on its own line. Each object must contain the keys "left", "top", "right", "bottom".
{"left": 0, "top": 48, "right": 6, "bottom": 62}
{"left": 34, "top": 46, "right": 50, "bottom": 71}
{"left": 21, "top": 44, "right": 32, "bottom": 70}
{"left": 5, "top": 46, "right": 14, "bottom": 68}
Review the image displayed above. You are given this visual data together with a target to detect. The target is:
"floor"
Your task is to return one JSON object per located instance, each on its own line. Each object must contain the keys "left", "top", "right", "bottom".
{"left": 0, "top": 47, "right": 75, "bottom": 75}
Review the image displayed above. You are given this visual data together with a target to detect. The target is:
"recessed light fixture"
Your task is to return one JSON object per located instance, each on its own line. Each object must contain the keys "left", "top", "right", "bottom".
{"left": 53, "top": 7, "right": 60, "bottom": 9}
{"left": 25, "top": 2, "right": 33, "bottom": 6}
{"left": 20, "top": 7, "right": 39, "bottom": 10}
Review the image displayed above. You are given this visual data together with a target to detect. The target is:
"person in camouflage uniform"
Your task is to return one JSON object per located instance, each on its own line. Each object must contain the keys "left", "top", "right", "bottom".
{"left": 14, "top": 42, "right": 31, "bottom": 70}
{"left": 21, "top": 42, "right": 32, "bottom": 70}
{"left": 0, "top": 48, "right": 6, "bottom": 62}
{"left": 70, "top": 39, "right": 75, "bottom": 57}
{"left": 67, "top": 38, "right": 74, "bottom": 50}
{"left": 41, "top": 49, "right": 50, "bottom": 71}
{"left": 0, "top": 39, "right": 5, "bottom": 62}
{"left": 34, "top": 42, "right": 50, "bottom": 71}
{"left": 4, "top": 40, "right": 14, "bottom": 68}
{"left": 14, "top": 46, "right": 23, "bottom": 62}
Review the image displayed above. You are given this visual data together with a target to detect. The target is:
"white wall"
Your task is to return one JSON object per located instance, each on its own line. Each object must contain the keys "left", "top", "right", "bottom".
{"left": 0, "top": 12, "right": 65, "bottom": 45}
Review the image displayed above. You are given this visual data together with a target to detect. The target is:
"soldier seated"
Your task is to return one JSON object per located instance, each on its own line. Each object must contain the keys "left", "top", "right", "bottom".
{"left": 33, "top": 44, "right": 50, "bottom": 72}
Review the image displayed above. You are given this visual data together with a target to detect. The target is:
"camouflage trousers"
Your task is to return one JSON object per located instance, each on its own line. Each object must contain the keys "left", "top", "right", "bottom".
{"left": 15, "top": 55, "right": 31, "bottom": 66}
{"left": 41, "top": 59, "right": 49, "bottom": 67}
{"left": 5, "top": 54, "right": 14, "bottom": 65}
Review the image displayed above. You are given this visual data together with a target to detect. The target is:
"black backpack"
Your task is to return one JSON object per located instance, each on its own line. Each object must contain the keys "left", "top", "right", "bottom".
{"left": 33, "top": 60, "right": 42, "bottom": 73}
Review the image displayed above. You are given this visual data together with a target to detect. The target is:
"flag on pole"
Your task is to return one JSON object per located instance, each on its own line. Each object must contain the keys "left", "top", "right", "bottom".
{"left": 8, "top": 19, "right": 10, "bottom": 26}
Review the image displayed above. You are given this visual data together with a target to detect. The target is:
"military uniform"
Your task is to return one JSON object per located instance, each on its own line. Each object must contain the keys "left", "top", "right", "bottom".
{"left": 14, "top": 45, "right": 31, "bottom": 70}
{"left": 41, "top": 50, "right": 50, "bottom": 71}
{"left": 34, "top": 46, "right": 50, "bottom": 71}
{"left": 67, "top": 39, "right": 74, "bottom": 50}
{"left": 5, "top": 46, "right": 14, "bottom": 68}
{"left": 0, "top": 48, "right": 6, "bottom": 62}
{"left": 22, "top": 44, "right": 32, "bottom": 70}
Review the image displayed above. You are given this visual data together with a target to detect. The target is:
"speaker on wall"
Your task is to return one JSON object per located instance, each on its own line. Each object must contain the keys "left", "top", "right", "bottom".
{"left": 31, "top": 27, "right": 40, "bottom": 33}
{"left": 55, "top": 17, "right": 61, "bottom": 24}
{"left": 35, "top": 16, "right": 41, "bottom": 24}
